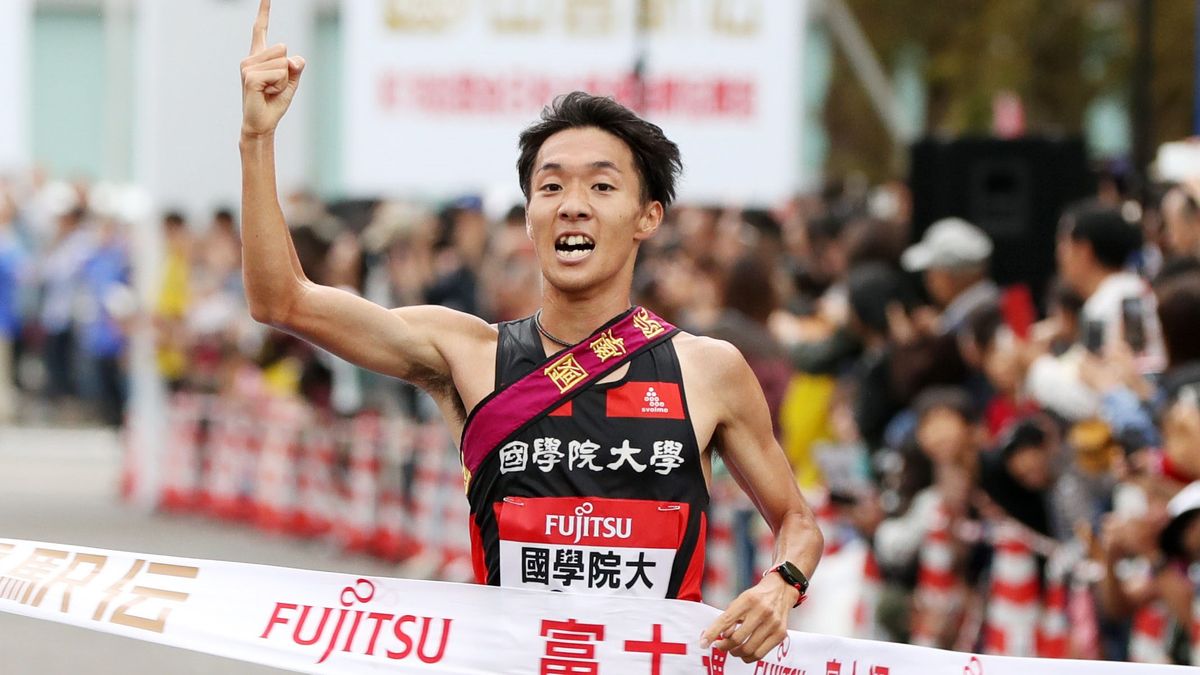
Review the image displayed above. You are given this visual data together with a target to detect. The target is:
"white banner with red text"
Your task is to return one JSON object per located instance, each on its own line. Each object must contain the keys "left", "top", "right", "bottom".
{"left": 343, "top": 0, "right": 808, "bottom": 205}
{"left": 0, "top": 538, "right": 1188, "bottom": 674}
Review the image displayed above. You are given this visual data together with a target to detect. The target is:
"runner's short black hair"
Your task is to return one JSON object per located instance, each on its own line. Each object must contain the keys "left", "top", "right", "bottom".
{"left": 517, "top": 91, "right": 683, "bottom": 208}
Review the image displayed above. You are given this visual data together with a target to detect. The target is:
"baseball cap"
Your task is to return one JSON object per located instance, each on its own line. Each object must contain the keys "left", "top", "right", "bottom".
{"left": 1160, "top": 480, "right": 1200, "bottom": 560}
{"left": 901, "top": 217, "right": 993, "bottom": 272}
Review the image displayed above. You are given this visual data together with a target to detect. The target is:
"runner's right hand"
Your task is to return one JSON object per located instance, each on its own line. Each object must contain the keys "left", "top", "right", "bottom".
{"left": 240, "top": 0, "right": 305, "bottom": 138}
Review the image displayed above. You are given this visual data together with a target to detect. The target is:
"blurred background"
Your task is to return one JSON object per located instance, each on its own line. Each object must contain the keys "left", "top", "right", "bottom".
{"left": 3, "top": 0, "right": 1200, "bottom": 671}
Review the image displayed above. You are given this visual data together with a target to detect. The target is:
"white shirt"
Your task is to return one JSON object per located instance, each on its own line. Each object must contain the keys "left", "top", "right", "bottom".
{"left": 875, "top": 488, "right": 941, "bottom": 570}
{"left": 939, "top": 279, "right": 999, "bottom": 335}
{"left": 38, "top": 226, "right": 94, "bottom": 333}
{"left": 1081, "top": 271, "right": 1166, "bottom": 374}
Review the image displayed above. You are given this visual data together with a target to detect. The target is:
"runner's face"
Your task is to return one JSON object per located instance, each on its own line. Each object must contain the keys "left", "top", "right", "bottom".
{"left": 526, "top": 127, "right": 662, "bottom": 294}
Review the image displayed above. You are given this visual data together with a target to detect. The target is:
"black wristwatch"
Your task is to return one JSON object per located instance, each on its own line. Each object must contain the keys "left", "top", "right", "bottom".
{"left": 764, "top": 561, "right": 809, "bottom": 607}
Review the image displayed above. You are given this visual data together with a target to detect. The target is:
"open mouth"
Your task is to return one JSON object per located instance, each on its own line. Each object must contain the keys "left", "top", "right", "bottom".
{"left": 555, "top": 233, "right": 596, "bottom": 261}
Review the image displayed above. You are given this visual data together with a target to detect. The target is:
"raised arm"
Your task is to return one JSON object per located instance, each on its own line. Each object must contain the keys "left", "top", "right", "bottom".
{"left": 695, "top": 340, "right": 823, "bottom": 662}
{"left": 237, "top": 0, "right": 489, "bottom": 387}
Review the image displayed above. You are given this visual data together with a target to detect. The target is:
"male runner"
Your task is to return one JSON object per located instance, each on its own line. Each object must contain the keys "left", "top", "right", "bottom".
{"left": 239, "top": 0, "right": 822, "bottom": 662}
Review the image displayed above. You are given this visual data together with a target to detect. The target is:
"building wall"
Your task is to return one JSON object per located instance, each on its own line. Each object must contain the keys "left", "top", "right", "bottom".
{"left": 0, "top": 0, "right": 32, "bottom": 174}
{"left": 31, "top": 5, "right": 108, "bottom": 180}
{"left": 311, "top": 6, "right": 344, "bottom": 199}
{"left": 132, "top": 0, "right": 316, "bottom": 222}
{"left": 17, "top": 0, "right": 319, "bottom": 222}
{"left": 14, "top": 1, "right": 874, "bottom": 209}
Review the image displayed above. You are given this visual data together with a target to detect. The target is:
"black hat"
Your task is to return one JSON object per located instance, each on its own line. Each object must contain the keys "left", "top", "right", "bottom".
{"left": 999, "top": 419, "right": 1047, "bottom": 460}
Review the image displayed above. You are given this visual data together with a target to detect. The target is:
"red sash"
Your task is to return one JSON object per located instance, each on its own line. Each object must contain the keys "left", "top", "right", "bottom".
{"left": 460, "top": 307, "right": 678, "bottom": 483}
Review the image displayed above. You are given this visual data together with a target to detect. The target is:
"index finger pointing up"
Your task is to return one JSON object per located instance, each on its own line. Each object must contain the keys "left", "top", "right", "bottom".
{"left": 250, "top": 0, "right": 271, "bottom": 55}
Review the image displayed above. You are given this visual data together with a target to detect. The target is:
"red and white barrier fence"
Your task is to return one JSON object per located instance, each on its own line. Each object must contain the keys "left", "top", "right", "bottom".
{"left": 1034, "top": 552, "right": 1069, "bottom": 659}
{"left": 147, "top": 391, "right": 1187, "bottom": 662}
{"left": 0, "top": 538, "right": 1190, "bottom": 675}
{"left": 154, "top": 392, "right": 479, "bottom": 582}
{"left": 911, "top": 501, "right": 961, "bottom": 648}
{"left": 983, "top": 522, "right": 1040, "bottom": 657}
{"left": 1129, "top": 602, "right": 1172, "bottom": 665}
{"left": 153, "top": 390, "right": 773, "bottom": 593}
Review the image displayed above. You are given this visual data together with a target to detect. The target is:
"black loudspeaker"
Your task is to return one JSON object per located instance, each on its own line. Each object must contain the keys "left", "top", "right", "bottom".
{"left": 909, "top": 137, "right": 1094, "bottom": 303}
{"left": 327, "top": 198, "right": 381, "bottom": 234}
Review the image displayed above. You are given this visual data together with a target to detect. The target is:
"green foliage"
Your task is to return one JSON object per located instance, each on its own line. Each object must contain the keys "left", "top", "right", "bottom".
{"left": 823, "top": 0, "right": 1194, "bottom": 180}
{"left": 1153, "top": 0, "right": 1197, "bottom": 145}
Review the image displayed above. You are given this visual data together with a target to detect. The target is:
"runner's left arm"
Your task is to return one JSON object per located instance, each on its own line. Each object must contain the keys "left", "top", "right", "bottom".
{"left": 698, "top": 341, "right": 823, "bottom": 663}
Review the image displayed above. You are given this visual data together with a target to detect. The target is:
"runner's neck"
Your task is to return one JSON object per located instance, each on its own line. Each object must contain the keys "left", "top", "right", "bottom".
{"left": 537, "top": 294, "right": 634, "bottom": 348}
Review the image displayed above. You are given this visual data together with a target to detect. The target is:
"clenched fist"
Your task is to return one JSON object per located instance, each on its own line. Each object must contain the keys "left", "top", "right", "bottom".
{"left": 240, "top": 0, "right": 305, "bottom": 138}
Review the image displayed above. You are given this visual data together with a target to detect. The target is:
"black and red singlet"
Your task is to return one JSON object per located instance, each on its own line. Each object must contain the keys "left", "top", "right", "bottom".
{"left": 463, "top": 311, "right": 709, "bottom": 601}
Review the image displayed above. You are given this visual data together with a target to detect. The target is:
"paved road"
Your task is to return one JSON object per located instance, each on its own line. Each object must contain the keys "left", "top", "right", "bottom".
{"left": 0, "top": 426, "right": 400, "bottom": 675}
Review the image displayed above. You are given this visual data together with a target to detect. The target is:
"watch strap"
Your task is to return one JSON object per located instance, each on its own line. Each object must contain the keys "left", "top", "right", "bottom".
{"left": 765, "top": 562, "right": 808, "bottom": 608}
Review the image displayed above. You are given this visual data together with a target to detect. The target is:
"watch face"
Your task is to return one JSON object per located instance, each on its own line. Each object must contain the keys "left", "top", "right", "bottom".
{"left": 779, "top": 561, "right": 809, "bottom": 591}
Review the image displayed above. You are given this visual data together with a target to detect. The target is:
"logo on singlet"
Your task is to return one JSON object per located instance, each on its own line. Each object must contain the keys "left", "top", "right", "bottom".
{"left": 606, "top": 382, "right": 684, "bottom": 420}
{"left": 543, "top": 502, "right": 634, "bottom": 544}
{"left": 642, "top": 387, "right": 668, "bottom": 414}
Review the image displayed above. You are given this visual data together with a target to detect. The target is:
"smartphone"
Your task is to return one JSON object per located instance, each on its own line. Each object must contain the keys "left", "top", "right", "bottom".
{"left": 1179, "top": 383, "right": 1200, "bottom": 410}
{"left": 1083, "top": 319, "right": 1105, "bottom": 354}
{"left": 1113, "top": 483, "right": 1149, "bottom": 519}
{"left": 1121, "top": 297, "right": 1147, "bottom": 353}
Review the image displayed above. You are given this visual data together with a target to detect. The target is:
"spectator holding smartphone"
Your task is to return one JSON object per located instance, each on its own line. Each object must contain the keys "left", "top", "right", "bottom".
{"left": 1156, "top": 272, "right": 1200, "bottom": 482}
{"left": 1057, "top": 203, "right": 1165, "bottom": 373}
{"left": 1025, "top": 204, "right": 1166, "bottom": 421}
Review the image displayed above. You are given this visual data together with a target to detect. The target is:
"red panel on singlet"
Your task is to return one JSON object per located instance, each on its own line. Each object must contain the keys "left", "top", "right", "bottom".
{"left": 496, "top": 496, "right": 687, "bottom": 548}
{"left": 548, "top": 401, "right": 573, "bottom": 417}
{"left": 676, "top": 512, "right": 706, "bottom": 602}
{"left": 469, "top": 515, "right": 488, "bottom": 584}
{"left": 605, "top": 382, "right": 685, "bottom": 420}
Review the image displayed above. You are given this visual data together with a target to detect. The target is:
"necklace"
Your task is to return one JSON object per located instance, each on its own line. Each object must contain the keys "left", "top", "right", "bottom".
{"left": 534, "top": 310, "right": 576, "bottom": 348}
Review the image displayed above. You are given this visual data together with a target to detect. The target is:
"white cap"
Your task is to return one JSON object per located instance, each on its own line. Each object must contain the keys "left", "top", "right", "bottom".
{"left": 1169, "top": 481, "right": 1200, "bottom": 519}
{"left": 901, "top": 217, "right": 994, "bottom": 272}
{"left": 1161, "top": 481, "right": 1200, "bottom": 559}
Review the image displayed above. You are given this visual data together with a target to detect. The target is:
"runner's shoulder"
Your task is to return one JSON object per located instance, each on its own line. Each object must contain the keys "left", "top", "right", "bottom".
{"left": 671, "top": 331, "right": 750, "bottom": 381}
{"left": 671, "top": 333, "right": 761, "bottom": 422}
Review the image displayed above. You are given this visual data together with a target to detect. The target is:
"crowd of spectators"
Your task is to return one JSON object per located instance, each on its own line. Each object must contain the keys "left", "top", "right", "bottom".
{"left": 1, "top": 173, "right": 139, "bottom": 427}
{"left": 4, "top": 159, "right": 1200, "bottom": 663}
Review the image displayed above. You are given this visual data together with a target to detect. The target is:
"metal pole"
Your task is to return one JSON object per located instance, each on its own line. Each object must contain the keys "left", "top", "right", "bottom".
{"left": 1132, "top": 0, "right": 1154, "bottom": 196}
{"left": 1194, "top": 0, "right": 1200, "bottom": 134}
{"left": 103, "top": 0, "right": 134, "bottom": 182}
{"left": 820, "top": 0, "right": 910, "bottom": 149}
{"left": 631, "top": 0, "right": 649, "bottom": 113}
